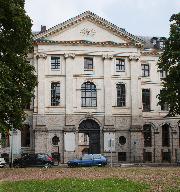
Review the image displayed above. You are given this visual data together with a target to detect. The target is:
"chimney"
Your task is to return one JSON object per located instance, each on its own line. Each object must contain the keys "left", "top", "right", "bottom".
{"left": 41, "top": 25, "right": 46, "bottom": 33}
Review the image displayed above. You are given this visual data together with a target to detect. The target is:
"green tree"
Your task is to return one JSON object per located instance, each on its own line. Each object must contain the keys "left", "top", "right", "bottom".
{"left": 0, "top": 0, "right": 37, "bottom": 132}
{"left": 157, "top": 12, "right": 180, "bottom": 116}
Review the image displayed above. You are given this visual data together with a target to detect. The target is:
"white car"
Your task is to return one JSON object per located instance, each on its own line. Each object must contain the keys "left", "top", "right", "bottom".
{"left": 0, "top": 158, "right": 6, "bottom": 168}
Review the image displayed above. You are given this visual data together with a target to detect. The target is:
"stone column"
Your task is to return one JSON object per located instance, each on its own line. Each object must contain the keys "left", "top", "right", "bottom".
{"left": 64, "top": 53, "right": 75, "bottom": 125}
{"left": 129, "top": 54, "right": 143, "bottom": 162}
{"left": 102, "top": 54, "right": 113, "bottom": 126}
{"left": 36, "top": 53, "right": 47, "bottom": 114}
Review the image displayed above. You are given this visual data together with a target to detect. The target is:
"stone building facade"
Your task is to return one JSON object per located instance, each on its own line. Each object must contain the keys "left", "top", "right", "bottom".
{"left": 1, "top": 11, "right": 180, "bottom": 163}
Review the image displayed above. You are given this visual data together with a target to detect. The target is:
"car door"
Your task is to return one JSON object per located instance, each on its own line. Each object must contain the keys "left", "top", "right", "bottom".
{"left": 22, "top": 155, "right": 35, "bottom": 167}
{"left": 81, "top": 154, "right": 93, "bottom": 166}
{"left": 92, "top": 154, "right": 102, "bottom": 166}
{"left": 35, "top": 154, "right": 45, "bottom": 167}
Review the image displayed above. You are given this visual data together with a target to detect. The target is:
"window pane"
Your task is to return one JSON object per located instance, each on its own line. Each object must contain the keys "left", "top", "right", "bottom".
{"left": 84, "top": 58, "right": 93, "bottom": 70}
{"left": 117, "top": 84, "right": 126, "bottom": 107}
{"left": 51, "top": 56, "right": 60, "bottom": 70}
{"left": 81, "top": 82, "right": 97, "bottom": 107}
{"left": 142, "top": 89, "right": 150, "bottom": 111}
{"left": 51, "top": 82, "right": 60, "bottom": 106}
{"left": 116, "top": 59, "right": 125, "bottom": 72}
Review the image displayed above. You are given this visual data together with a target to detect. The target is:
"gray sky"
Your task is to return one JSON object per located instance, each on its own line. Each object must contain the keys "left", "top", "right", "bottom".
{"left": 25, "top": 0, "right": 179, "bottom": 37}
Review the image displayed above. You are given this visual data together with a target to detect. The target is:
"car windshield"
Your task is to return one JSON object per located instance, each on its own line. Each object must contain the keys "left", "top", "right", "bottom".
{"left": 81, "top": 154, "right": 93, "bottom": 160}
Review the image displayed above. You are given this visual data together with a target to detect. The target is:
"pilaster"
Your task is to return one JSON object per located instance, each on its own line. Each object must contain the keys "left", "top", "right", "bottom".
{"left": 64, "top": 53, "right": 75, "bottom": 124}
{"left": 36, "top": 53, "right": 47, "bottom": 114}
{"left": 102, "top": 54, "right": 113, "bottom": 126}
{"left": 129, "top": 54, "right": 142, "bottom": 128}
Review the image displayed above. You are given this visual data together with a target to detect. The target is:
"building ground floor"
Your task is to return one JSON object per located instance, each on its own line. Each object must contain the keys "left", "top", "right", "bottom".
{"left": 0, "top": 113, "right": 180, "bottom": 164}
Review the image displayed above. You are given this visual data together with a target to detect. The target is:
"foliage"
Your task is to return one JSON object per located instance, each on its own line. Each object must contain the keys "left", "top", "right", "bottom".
{"left": 0, "top": 0, "right": 37, "bottom": 131}
{"left": 157, "top": 12, "right": 180, "bottom": 116}
{"left": 0, "top": 178, "right": 149, "bottom": 192}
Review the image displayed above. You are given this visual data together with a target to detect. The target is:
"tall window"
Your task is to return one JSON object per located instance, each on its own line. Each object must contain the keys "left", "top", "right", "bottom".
{"left": 162, "top": 124, "right": 170, "bottom": 147}
{"left": 160, "top": 90, "right": 169, "bottom": 111}
{"left": 51, "top": 56, "right": 60, "bottom": 70}
{"left": 81, "top": 82, "right": 97, "bottom": 107}
{"left": 51, "top": 82, "right": 60, "bottom": 106}
{"left": 141, "top": 64, "right": 150, "bottom": 77}
{"left": 142, "top": 89, "right": 150, "bottom": 111}
{"left": 21, "top": 124, "right": 30, "bottom": 147}
{"left": 143, "top": 124, "right": 152, "bottom": 147}
{"left": 116, "top": 58, "right": 125, "bottom": 72}
{"left": 84, "top": 57, "right": 93, "bottom": 70}
{"left": 116, "top": 83, "right": 126, "bottom": 107}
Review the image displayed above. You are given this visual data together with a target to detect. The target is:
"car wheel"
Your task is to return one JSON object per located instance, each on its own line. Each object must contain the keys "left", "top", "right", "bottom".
{"left": 13, "top": 163, "right": 21, "bottom": 168}
{"left": 69, "top": 163, "right": 78, "bottom": 168}
{"left": 44, "top": 163, "right": 51, "bottom": 168}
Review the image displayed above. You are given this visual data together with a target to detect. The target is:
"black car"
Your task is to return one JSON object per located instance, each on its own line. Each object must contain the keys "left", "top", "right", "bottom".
{"left": 13, "top": 153, "right": 54, "bottom": 168}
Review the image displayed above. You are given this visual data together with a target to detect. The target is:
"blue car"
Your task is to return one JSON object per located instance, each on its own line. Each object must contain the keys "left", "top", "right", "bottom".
{"left": 67, "top": 154, "right": 107, "bottom": 167}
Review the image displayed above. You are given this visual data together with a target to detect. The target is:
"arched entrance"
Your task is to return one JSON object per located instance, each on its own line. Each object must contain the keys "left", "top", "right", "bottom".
{"left": 79, "top": 119, "right": 100, "bottom": 154}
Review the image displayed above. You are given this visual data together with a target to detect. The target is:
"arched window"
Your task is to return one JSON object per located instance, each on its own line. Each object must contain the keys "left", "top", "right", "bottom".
{"left": 162, "top": 124, "right": 170, "bottom": 147}
{"left": 116, "top": 83, "right": 125, "bottom": 107}
{"left": 143, "top": 124, "right": 152, "bottom": 147}
{"left": 52, "top": 135, "right": 60, "bottom": 146}
{"left": 81, "top": 82, "right": 97, "bottom": 107}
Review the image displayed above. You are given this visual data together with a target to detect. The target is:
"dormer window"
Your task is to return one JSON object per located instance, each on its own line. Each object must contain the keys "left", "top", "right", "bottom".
{"left": 159, "top": 41, "right": 165, "bottom": 49}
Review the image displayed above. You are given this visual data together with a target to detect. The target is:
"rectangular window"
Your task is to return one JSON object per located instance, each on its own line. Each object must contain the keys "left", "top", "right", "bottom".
{"left": 117, "top": 84, "right": 126, "bottom": 107}
{"left": 84, "top": 57, "right": 93, "bottom": 70}
{"left": 160, "top": 90, "right": 169, "bottom": 111}
{"left": 142, "top": 89, "right": 150, "bottom": 111}
{"left": 141, "top": 64, "right": 150, "bottom": 77}
{"left": 51, "top": 56, "right": 60, "bottom": 70}
{"left": 143, "top": 152, "right": 152, "bottom": 162}
{"left": 159, "top": 70, "right": 167, "bottom": 79}
{"left": 51, "top": 82, "right": 60, "bottom": 106}
{"left": 118, "top": 152, "right": 126, "bottom": 161}
{"left": 162, "top": 151, "right": 171, "bottom": 162}
{"left": 116, "top": 58, "right": 125, "bottom": 72}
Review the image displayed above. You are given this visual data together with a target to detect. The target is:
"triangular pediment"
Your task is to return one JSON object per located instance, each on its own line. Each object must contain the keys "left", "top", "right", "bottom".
{"left": 34, "top": 11, "right": 144, "bottom": 46}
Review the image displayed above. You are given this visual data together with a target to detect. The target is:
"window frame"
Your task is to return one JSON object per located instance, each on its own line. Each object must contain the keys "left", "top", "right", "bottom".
{"left": 159, "top": 70, "right": 167, "bottom": 79}
{"left": 116, "top": 58, "right": 125, "bottom": 72}
{"left": 81, "top": 82, "right": 97, "bottom": 107}
{"left": 51, "top": 82, "right": 60, "bottom": 106}
{"left": 116, "top": 83, "right": 126, "bottom": 107}
{"left": 51, "top": 56, "right": 60, "bottom": 70}
{"left": 141, "top": 64, "right": 150, "bottom": 77}
{"left": 84, "top": 57, "right": 93, "bottom": 71}
{"left": 143, "top": 124, "right": 152, "bottom": 147}
{"left": 142, "top": 89, "right": 151, "bottom": 112}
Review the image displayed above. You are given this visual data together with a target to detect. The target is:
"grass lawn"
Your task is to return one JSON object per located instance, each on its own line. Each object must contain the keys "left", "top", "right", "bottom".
{"left": 0, "top": 178, "right": 149, "bottom": 192}
{"left": 0, "top": 167, "right": 180, "bottom": 191}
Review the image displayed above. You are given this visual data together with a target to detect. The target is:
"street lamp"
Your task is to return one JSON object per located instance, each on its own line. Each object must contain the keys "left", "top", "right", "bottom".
{"left": 10, "top": 123, "right": 14, "bottom": 168}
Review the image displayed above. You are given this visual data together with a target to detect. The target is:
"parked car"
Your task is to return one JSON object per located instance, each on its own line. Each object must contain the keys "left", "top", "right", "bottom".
{"left": 67, "top": 154, "right": 107, "bottom": 167}
{"left": 13, "top": 153, "right": 54, "bottom": 168}
{"left": 0, "top": 157, "right": 6, "bottom": 168}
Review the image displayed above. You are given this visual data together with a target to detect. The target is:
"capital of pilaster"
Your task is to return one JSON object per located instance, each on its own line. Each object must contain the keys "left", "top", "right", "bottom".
{"left": 102, "top": 54, "right": 113, "bottom": 60}
{"left": 128, "top": 54, "right": 140, "bottom": 61}
{"left": 36, "top": 53, "right": 47, "bottom": 60}
{"left": 64, "top": 53, "right": 75, "bottom": 59}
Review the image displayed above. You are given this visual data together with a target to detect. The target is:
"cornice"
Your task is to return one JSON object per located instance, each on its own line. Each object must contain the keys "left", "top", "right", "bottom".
{"left": 141, "top": 50, "right": 162, "bottom": 56}
{"left": 33, "top": 39, "right": 142, "bottom": 48}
